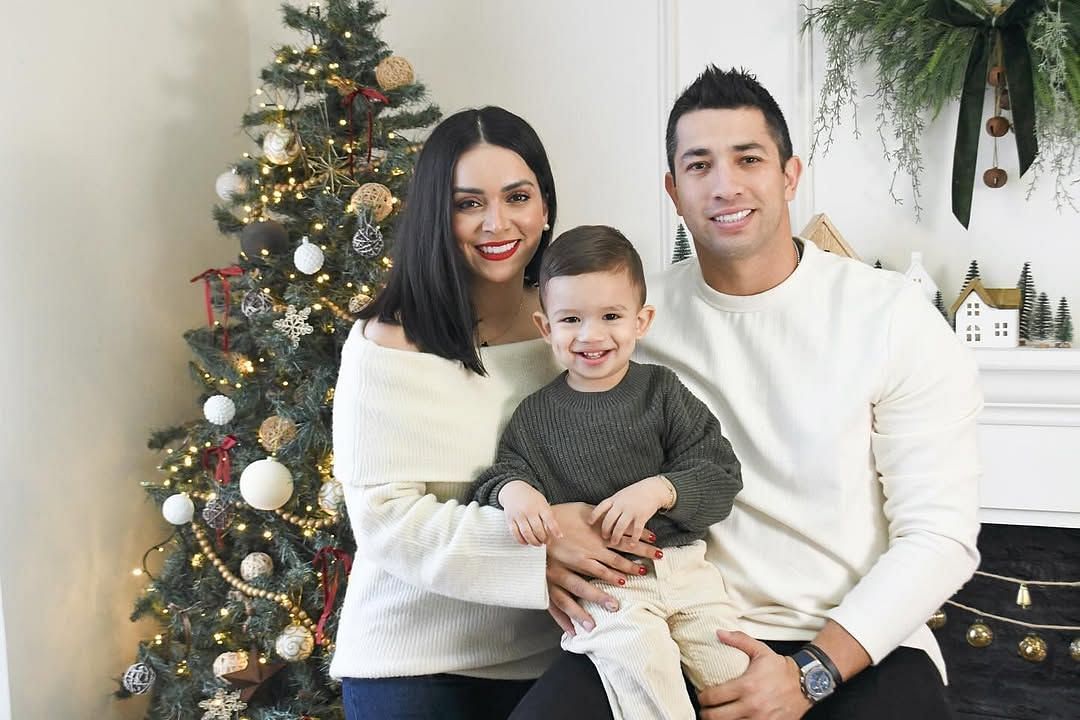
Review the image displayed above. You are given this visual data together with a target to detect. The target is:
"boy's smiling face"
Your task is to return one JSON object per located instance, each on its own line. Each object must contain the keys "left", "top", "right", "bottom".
{"left": 535, "top": 268, "right": 654, "bottom": 392}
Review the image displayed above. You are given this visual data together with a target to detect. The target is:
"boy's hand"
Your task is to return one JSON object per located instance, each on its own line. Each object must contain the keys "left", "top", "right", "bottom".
{"left": 588, "top": 476, "right": 669, "bottom": 546}
{"left": 498, "top": 480, "right": 563, "bottom": 546}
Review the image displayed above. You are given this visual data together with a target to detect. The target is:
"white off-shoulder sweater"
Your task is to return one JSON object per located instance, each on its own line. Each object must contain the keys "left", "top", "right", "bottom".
{"left": 329, "top": 322, "right": 564, "bottom": 680}
{"left": 636, "top": 239, "right": 983, "bottom": 680}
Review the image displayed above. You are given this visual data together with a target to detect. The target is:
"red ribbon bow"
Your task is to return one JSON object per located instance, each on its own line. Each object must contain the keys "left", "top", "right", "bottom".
{"left": 342, "top": 86, "right": 390, "bottom": 175}
{"left": 190, "top": 266, "right": 244, "bottom": 352}
{"left": 312, "top": 547, "right": 353, "bottom": 644}
{"left": 202, "top": 435, "right": 239, "bottom": 485}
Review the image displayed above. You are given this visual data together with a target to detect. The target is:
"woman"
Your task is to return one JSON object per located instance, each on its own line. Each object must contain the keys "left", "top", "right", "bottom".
{"left": 331, "top": 107, "right": 653, "bottom": 720}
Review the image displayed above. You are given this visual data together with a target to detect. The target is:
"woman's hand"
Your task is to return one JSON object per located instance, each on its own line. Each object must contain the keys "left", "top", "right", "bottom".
{"left": 544, "top": 502, "right": 660, "bottom": 635}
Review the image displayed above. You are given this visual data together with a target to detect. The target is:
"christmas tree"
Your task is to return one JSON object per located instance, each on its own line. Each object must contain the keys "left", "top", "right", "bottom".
{"left": 1016, "top": 262, "right": 1035, "bottom": 343}
{"left": 1055, "top": 297, "right": 1074, "bottom": 346}
{"left": 964, "top": 259, "right": 980, "bottom": 284}
{"left": 117, "top": 2, "right": 439, "bottom": 717}
{"left": 933, "top": 290, "right": 949, "bottom": 323}
{"left": 873, "top": 260, "right": 883, "bottom": 269}
{"left": 1033, "top": 292, "right": 1054, "bottom": 342}
{"left": 671, "top": 223, "right": 692, "bottom": 263}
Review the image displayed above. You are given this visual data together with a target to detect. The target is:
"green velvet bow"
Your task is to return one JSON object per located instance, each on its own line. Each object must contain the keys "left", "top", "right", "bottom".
{"left": 927, "top": 0, "right": 1043, "bottom": 228}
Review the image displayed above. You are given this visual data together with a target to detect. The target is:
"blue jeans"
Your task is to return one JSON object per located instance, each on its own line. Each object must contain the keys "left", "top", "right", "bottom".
{"left": 343, "top": 674, "right": 535, "bottom": 720}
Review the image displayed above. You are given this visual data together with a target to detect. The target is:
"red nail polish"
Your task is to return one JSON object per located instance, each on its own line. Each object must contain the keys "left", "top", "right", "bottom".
{"left": 617, "top": 578, "right": 626, "bottom": 586}
{"left": 648, "top": 533, "right": 657, "bottom": 542}
{"left": 654, "top": 550, "right": 663, "bottom": 559}
{"left": 637, "top": 566, "right": 647, "bottom": 575}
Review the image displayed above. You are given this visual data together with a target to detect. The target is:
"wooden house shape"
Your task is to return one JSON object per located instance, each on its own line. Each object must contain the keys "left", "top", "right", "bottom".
{"left": 949, "top": 279, "right": 1020, "bottom": 348}
{"left": 903, "top": 251, "right": 940, "bottom": 302}
{"left": 800, "top": 213, "right": 861, "bottom": 261}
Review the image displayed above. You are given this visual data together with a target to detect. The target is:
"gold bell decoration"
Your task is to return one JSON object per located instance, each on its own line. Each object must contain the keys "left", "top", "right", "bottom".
{"left": 927, "top": 608, "right": 947, "bottom": 630}
{"left": 966, "top": 621, "right": 994, "bottom": 648}
{"left": 1015, "top": 583, "right": 1032, "bottom": 609}
{"left": 1017, "top": 633, "right": 1048, "bottom": 663}
{"left": 1070, "top": 638, "right": 1080, "bottom": 662}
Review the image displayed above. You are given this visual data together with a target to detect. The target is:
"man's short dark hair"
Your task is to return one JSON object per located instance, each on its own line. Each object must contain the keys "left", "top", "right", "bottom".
{"left": 665, "top": 66, "right": 793, "bottom": 175}
{"left": 540, "top": 225, "right": 647, "bottom": 307}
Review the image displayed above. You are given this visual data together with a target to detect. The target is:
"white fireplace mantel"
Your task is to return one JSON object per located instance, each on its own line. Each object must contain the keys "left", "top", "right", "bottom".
{"left": 973, "top": 348, "right": 1080, "bottom": 528}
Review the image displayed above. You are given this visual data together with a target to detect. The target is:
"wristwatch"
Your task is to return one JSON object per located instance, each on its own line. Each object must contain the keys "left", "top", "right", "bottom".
{"left": 791, "top": 644, "right": 841, "bottom": 703}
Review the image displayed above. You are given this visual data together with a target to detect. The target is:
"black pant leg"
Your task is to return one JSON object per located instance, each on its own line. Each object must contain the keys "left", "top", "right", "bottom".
{"left": 508, "top": 651, "right": 615, "bottom": 720}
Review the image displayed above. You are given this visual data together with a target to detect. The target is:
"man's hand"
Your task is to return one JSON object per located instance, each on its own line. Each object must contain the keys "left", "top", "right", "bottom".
{"left": 545, "top": 503, "right": 660, "bottom": 635}
{"left": 588, "top": 476, "right": 669, "bottom": 547}
{"left": 697, "top": 631, "right": 812, "bottom": 720}
{"left": 498, "top": 480, "right": 562, "bottom": 546}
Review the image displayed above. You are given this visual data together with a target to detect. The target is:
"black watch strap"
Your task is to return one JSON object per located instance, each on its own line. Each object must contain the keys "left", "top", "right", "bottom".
{"left": 803, "top": 643, "right": 843, "bottom": 684}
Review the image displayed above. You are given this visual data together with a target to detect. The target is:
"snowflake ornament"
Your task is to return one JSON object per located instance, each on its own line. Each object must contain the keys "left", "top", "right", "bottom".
{"left": 273, "top": 304, "right": 314, "bottom": 348}
{"left": 198, "top": 688, "right": 247, "bottom": 720}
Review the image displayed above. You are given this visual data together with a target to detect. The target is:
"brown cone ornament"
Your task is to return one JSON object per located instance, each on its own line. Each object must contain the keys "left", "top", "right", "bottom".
{"left": 983, "top": 167, "right": 1008, "bottom": 188}
{"left": 986, "top": 116, "right": 1011, "bottom": 137}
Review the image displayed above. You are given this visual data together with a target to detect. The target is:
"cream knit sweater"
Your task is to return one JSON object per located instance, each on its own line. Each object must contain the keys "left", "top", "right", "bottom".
{"left": 329, "top": 321, "right": 564, "bottom": 680}
{"left": 636, "top": 240, "right": 983, "bottom": 680}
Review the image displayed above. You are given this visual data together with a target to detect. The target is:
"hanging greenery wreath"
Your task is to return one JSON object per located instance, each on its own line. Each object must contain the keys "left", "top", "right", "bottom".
{"left": 804, "top": 0, "right": 1079, "bottom": 228}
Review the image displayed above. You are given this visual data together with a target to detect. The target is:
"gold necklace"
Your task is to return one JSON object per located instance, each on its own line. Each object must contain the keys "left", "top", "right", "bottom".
{"left": 479, "top": 292, "right": 526, "bottom": 347}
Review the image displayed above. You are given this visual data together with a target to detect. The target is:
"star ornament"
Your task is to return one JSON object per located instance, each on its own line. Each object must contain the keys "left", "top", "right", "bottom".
{"left": 221, "top": 646, "right": 286, "bottom": 702}
{"left": 198, "top": 688, "right": 247, "bottom": 720}
{"left": 273, "top": 304, "right": 314, "bottom": 348}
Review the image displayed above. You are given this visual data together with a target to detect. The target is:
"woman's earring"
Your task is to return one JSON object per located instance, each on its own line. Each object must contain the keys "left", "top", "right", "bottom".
{"left": 543, "top": 223, "right": 550, "bottom": 231}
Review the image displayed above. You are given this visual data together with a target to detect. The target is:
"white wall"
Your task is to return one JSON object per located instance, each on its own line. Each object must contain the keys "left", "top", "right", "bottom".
{"left": 0, "top": 1, "right": 254, "bottom": 716}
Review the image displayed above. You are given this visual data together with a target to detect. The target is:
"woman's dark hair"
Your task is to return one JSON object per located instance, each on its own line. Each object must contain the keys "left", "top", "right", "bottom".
{"left": 358, "top": 106, "right": 557, "bottom": 375}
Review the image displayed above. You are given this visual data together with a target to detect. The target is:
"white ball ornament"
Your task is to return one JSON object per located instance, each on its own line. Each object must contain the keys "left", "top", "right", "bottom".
{"left": 212, "top": 650, "right": 249, "bottom": 677}
{"left": 122, "top": 662, "right": 156, "bottom": 695}
{"left": 214, "top": 170, "right": 249, "bottom": 202}
{"left": 293, "top": 236, "right": 325, "bottom": 275}
{"left": 318, "top": 479, "right": 344, "bottom": 515}
{"left": 203, "top": 395, "right": 236, "bottom": 425}
{"left": 240, "top": 552, "right": 274, "bottom": 581}
{"left": 275, "top": 624, "right": 314, "bottom": 662}
{"left": 239, "top": 457, "right": 294, "bottom": 510}
{"left": 162, "top": 493, "right": 196, "bottom": 525}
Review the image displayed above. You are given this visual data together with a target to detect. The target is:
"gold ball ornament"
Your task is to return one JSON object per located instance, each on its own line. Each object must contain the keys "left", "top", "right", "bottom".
{"left": 927, "top": 608, "right": 947, "bottom": 630}
{"left": 258, "top": 415, "right": 298, "bottom": 453}
{"left": 263, "top": 126, "right": 302, "bottom": 165}
{"left": 375, "top": 55, "right": 415, "bottom": 91}
{"left": 983, "top": 167, "right": 1008, "bottom": 189}
{"left": 966, "top": 621, "right": 994, "bottom": 648}
{"left": 351, "top": 183, "right": 394, "bottom": 222}
{"left": 986, "top": 116, "right": 1011, "bottom": 137}
{"left": 275, "top": 624, "right": 315, "bottom": 662}
{"left": 1018, "top": 634, "right": 1048, "bottom": 663}
{"left": 348, "top": 293, "right": 373, "bottom": 314}
{"left": 1069, "top": 638, "right": 1080, "bottom": 662}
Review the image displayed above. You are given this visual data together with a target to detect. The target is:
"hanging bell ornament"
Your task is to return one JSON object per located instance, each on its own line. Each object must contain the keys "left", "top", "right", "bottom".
{"left": 983, "top": 167, "right": 1008, "bottom": 189}
{"left": 986, "top": 116, "right": 1011, "bottom": 137}
{"left": 999, "top": 89, "right": 1011, "bottom": 110}
{"left": 1015, "top": 583, "right": 1032, "bottom": 609}
{"left": 1017, "top": 633, "right": 1048, "bottom": 663}
{"left": 927, "top": 608, "right": 947, "bottom": 630}
{"left": 987, "top": 65, "right": 1007, "bottom": 87}
{"left": 1069, "top": 638, "right": 1080, "bottom": 662}
{"left": 966, "top": 621, "right": 994, "bottom": 648}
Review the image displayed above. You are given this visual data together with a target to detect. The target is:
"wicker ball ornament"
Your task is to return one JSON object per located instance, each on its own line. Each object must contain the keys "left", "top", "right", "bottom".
{"left": 966, "top": 621, "right": 994, "bottom": 648}
{"left": 241, "top": 290, "right": 274, "bottom": 318}
{"left": 241, "top": 220, "right": 290, "bottom": 257}
{"left": 275, "top": 624, "right": 315, "bottom": 662}
{"left": 348, "top": 293, "right": 373, "bottom": 313}
{"left": 351, "top": 183, "right": 394, "bottom": 222}
{"left": 263, "top": 126, "right": 301, "bottom": 165}
{"left": 258, "top": 415, "right": 298, "bottom": 453}
{"left": 294, "top": 237, "right": 325, "bottom": 275}
{"left": 162, "top": 493, "right": 195, "bottom": 525}
{"left": 983, "top": 167, "right": 1008, "bottom": 188}
{"left": 212, "top": 650, "right": 249, "bottom": 677}
{"left": 215, "top": 170, "right": 249, "bottom": 202}
{"left": 986, "top": 116, "right": 1011, "bottom": 137}
{"left": 239, "top": 457, "right": 294, "bottom": 510}
{"left": 1018, "top": 634, "right": 1048, "bottom": 662}
{"left": 375, "top": 55, "right": 415, "bottom": 91}
{"left": 318, "top": 479, "right": 344, "bottom": 515}
{"left": 240, "top": 551, "right": 274, "bottom": 581}
{"left": 122, "top": 662, "right": 156, "bottom": 695}
{"left": 202, "top": 498, "right": 232, "bottom": 531}
{"left": 203, "top": 395, "right": 236, "bottom": 425}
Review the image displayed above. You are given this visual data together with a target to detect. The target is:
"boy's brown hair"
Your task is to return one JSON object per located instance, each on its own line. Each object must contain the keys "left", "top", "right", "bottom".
{"left": 539, "top": 225, "right": 647, "bottom": 307}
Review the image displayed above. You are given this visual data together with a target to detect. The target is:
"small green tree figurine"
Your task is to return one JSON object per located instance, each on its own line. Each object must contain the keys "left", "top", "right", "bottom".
{"left": 964, "top": 259, "right": 980, "bottom": 284}
{"left": 1034, "top": 292, "right": 1054, "bottom": 342}
{"left": 671, "top": 223, "right": 692, "bottom": 263}
{"left": 1055, "top": 297, "right": 1074, "bottom": 346}
{"left": 933, "top": 290, "right": 948, "bottom": 323}
{"left": 1016, "top": 262, "right": 1036, "bottom": 343}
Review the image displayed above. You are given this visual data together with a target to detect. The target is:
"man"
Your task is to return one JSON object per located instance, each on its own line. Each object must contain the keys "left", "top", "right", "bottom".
{"left": 513, "top": 66, "right": 982, "bottom": 719}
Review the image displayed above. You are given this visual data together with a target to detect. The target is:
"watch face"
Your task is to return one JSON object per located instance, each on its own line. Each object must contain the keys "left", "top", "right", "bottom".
{"left": 806, "top": 667, "right": 834, "bottom": 698}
